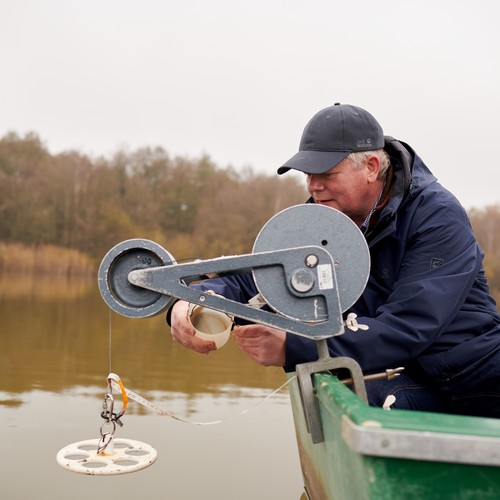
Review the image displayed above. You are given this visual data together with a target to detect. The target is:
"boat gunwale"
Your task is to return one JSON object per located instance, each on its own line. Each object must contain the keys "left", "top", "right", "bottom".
{"left": 312, "top": 372, "right": 500, "bottom": 465}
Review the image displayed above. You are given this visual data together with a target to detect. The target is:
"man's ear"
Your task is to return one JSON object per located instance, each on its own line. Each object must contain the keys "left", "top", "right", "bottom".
{"left": 366, "top": 154, "right": 381, "bottom": 182}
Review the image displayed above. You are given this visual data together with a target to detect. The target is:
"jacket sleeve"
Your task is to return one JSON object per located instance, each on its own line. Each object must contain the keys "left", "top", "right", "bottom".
{"left": 285, "top": 199, "right": 485, "bottom": 373}
{"left": 191, "top": 272, "right": 259, "bottom": 305}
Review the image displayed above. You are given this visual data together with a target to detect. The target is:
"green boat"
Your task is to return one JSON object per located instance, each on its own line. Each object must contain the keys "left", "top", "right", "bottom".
{"left": 288, "top": 359, "right": 500, "bottom": 500}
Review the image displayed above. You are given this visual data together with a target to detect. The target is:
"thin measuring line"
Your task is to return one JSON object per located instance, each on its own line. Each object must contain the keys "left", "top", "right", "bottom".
{"left": 108, "top": 308, "right": 113, "bottom": 374}
{"left": 104, "top": 305, "right": 294, "bottom": 425}
{"left": 110, "top": 375, "right": 296, "bottom": 426}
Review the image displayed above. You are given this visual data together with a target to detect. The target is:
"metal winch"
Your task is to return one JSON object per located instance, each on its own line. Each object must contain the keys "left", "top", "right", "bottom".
{"left": 98, "top": 204, "right": 370, "bottom": 337}
{"left": 98, "top": 204, "right": 373, "bottom": 443}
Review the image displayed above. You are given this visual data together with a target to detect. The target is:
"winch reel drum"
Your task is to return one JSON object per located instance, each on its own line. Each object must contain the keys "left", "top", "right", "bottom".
{"left": 252, "top": 204, "right": 370, "bottom": 321}
{"left": 98, "top": 238, "right": 177, "bottom": 318}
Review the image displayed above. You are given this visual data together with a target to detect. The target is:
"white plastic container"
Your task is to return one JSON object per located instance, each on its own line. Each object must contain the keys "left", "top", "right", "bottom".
{"left": 189, "top": 306, "right": 233, "bottom": 349}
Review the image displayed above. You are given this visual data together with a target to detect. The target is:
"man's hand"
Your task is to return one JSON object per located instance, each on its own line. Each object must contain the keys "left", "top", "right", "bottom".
{"left": 170, "top": 300, "right": 286, "bottom": 365}
{"left": 233, "top": 324, "right": 286, "bottom": 367}
{"left": 169, "top": 300, "right": 217, "bottom": 354}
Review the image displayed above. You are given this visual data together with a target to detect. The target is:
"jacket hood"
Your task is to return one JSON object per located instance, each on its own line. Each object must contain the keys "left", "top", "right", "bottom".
{"left": 384, "top": 136, "right": 437, "bottom": 204}
{"left": 378, "top": 137, "right": 438, "bottom": 220}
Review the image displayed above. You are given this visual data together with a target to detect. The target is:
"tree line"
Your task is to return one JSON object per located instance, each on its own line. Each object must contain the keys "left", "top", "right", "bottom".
{"left": 0, "top": 132, "right": 307, "bottom": 264}
{"left": 1, "top": 131, "right": 499, "bottom": 302}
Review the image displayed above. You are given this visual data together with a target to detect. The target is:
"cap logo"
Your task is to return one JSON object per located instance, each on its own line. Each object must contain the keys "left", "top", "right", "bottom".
{"left": 356, "top": 138, "right": 373, "bottom": 148}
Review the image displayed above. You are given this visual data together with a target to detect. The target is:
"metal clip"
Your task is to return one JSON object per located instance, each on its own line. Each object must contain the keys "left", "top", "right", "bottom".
{"left": 101, "top": 393, "right": 114, "bottom": 420}
{"left": 97, "top": 420, "right": 117, "bottom": 455}
{"left": 96, "top": 373, "right": 129, "bottom": 455}
{"left": 100, "top": 392, "right": 125, "bottom": 427}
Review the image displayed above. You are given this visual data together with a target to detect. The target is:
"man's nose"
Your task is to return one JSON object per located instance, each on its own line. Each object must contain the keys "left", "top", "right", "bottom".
{"left": 307, "top": 174, "right": 324, "bottom": 190}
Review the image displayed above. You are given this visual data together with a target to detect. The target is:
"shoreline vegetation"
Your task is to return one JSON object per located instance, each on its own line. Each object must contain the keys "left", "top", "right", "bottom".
{"left": 0, "top": 242, "right": 95, "bottom": 276}
{"left": 0, "top": 132, "right": 498, "bottom": 305}
{"left": 0, "top": 238, "right": 498, "bottom": 306}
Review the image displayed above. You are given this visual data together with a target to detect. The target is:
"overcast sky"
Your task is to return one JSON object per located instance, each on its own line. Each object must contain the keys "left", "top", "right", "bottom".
{"left": 1, "top": 0, "right": 499, "bottom": 209}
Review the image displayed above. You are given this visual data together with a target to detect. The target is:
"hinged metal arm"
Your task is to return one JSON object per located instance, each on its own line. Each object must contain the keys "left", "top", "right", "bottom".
{"left": 128, "top": 246, "right": 345, "bottom": 340}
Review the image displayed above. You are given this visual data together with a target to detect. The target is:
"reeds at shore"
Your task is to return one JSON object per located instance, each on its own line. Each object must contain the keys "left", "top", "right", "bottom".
{"left": 0, "top": 242, "right": 95, "bottom": 276}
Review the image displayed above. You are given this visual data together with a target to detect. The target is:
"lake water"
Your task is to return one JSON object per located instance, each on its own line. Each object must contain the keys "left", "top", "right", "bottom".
{"left": 0, "top": 274, "right": 303, "bottom": 499}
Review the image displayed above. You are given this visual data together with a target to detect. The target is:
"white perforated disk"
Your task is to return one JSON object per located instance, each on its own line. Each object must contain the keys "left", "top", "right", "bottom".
{"left": 57, "top": 438, "right": 157, "bottom": 475}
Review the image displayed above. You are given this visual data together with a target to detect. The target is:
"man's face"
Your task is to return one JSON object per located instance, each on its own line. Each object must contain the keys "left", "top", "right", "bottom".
{"left": 305, "top": 157, "right": 376, "bottom": 226}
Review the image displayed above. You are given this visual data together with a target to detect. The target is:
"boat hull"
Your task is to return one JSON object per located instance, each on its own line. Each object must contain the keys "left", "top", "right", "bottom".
{"left": 288, "top": 372, "right": 500, "bottom": 499}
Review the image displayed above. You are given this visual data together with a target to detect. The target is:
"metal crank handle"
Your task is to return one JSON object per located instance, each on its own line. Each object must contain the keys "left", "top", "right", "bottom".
{"left": 339, "top": 367, "right": 405, "bottom": 386}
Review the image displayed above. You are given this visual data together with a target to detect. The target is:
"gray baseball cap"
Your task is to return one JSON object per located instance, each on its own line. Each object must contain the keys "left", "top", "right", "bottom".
{"left": 278, "top": 103, "right": 384, "bottom": 175}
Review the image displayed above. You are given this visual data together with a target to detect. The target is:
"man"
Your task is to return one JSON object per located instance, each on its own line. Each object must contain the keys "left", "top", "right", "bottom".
{"left": 169, "top": 103, "right": 500, "bottom": 418}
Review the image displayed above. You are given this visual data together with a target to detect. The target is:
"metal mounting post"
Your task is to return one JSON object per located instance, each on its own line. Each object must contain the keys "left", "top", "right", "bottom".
{"left": 296, "top": 342, "right": 368, "bottom": 444}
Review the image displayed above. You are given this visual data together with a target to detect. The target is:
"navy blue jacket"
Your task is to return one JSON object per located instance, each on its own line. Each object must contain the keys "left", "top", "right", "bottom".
{"left": 185, "top": 138, "right": 500, "bottom": 381}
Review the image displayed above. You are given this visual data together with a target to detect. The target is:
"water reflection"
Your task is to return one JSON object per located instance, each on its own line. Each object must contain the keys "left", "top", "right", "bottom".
{"left": 0, "top": 274, "right": 303, "bottom": 499}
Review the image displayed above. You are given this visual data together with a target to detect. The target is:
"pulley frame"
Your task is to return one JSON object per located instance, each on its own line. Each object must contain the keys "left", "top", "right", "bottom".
{"left": 97, "top": 204, "right": 371, "bottom": 340}
{"left": 128, "top": 245, "right": 344, "bottom": 339}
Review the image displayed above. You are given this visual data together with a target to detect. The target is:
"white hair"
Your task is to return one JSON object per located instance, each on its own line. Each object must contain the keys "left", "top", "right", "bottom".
{"left": 347, "top": 149, "right": 391, "bottom": 180}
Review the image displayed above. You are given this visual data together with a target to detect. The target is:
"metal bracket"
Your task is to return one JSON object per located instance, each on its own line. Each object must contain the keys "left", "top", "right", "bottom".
{"left": 128, "top": 246, "right": 345, "bottom": 340}
{"left": 296, "top": 339, "right": 368, "bottom": 444}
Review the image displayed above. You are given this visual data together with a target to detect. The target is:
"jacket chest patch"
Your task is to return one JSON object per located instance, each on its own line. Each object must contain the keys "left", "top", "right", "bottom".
{"left": 430, "top": 258, "right": 444, "bottom": 269}
{"left": 376, "top": 267, "right": 391, "bottom": 280}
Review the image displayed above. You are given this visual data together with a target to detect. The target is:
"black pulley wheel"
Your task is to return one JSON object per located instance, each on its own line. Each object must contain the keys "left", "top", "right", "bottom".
{"left": 98, "top": 239, "right": 177, "bottom": 318}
